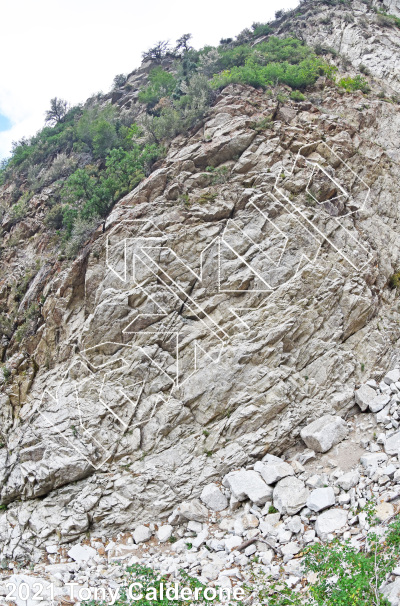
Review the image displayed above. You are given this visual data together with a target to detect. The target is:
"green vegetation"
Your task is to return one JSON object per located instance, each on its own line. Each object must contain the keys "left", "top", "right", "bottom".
{"left": 338, "top": 74, "right": 370, "bottom": 94}
{"left": 389, "top": 271, "right": 400, "bottom": 290}
{"left": 249, "top": 513, "right": 400, "bottom": 605}
{"left": 138, "top": 67, "right": 177, "bottom": 109}
{"left": 82, "top": 563, "right": 229, "bottom": 605}
{"left": 250, "top": 116, "right": 273, "bottom": 132}
{"left": 290, "top": 90, "right": 306, "bottom": 102}
{"left": 0, "top": 27, "right": 372, "bottom": 259}
{"left": 376, "top": 10, "right": 400, "bottom": 29}
{"left": 210, "top": 37, "right": 336, "bottom": 91}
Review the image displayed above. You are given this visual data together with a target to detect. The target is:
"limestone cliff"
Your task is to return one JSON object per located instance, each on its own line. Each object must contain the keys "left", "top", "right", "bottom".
{"left": 1, "top": 0, "right": 400, "bottom": 564}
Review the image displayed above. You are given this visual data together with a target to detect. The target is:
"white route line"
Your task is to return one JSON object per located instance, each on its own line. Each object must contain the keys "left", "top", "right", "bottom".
{"left": 36, "top": 138, "right": 374, "bottom": 471}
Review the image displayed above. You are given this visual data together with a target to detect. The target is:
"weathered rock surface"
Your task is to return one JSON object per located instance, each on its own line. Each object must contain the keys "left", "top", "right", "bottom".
{"left": 200, "top": 483, "right": 228, "bottom": 512}
{"left": 254, "top": 460, "right": 295, "bottom": 485}
{"left": 300, "top": 415, "right": 349, "bottom": 453}
{"left": 273, "top": 477, "right": 309, "bottom": 516}
{"left": 307, "top": 487, "right": 336, "bottom": 513}
{"left": 315, "top": 509, "right": 348, "bottom": 540}
{"left": 224, "top": 470, "right": 273, "bottom": 506}
{"left": 1, "top": 0, "right": 400, "bottom": 564}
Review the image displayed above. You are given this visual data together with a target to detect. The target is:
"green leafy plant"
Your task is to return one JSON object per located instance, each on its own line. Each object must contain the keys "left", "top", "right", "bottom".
{"left": 249, "top": 513, "right": 400, "bottom": 605}
{"left": 290, "top": 90, "right": 306, "bottom": 102}
{"left": 250, "top": 116, "right": 273, "bottom": 131}
{"left": 338, "top": 75, "right": 371, "bottom": 94}
{"left": 138, "top": 67, "right": 177, "bottom": 109}
{"left": 389, "top": 272, "right": 400, "bottom": 290}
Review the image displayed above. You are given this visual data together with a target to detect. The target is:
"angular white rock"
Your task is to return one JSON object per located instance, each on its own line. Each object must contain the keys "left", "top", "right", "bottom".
{"left": 133, "top": 524, "right": 152, "bottom": 544}
{"left": 307, "top": 487, "right": 335, "bottom": 512}
{"left": 156, "top": 524, "right": 173, "bottom": 543}
{"left": 385, "top": 369, "right": 400, "bottom": 385}
{"left": 370, "top": 394, "right": 391, "bottom": 413}
{"left": 336, "top": 471, "right": 360, "bottom": 491}
{"left": 273, "top": 476, "right": 309, "bottom": 516}
{"left": 360, "top": 452, "right": 388, "bottom": 471}
{"left": 254, "top": 460, "right": 294, "bottom": 485}
{"left": 67, "top": 544, "right": 96, "bottom": 562}
{"left": 355, "top": 384, "right": 377, "bottom": 411}
{"left": 300, "top": 415, "right": 348, "bottom": 453}
{"left": 200, "top": 483, "right": 228, "bottom": 511}
{"left": 385, "top": 432, "right": 400, "bottom": 456}
{"left": 315, "top": 508, "right": 348, "bottom": 540}
{"left": 169, "top": 499, "right": 209, "bottom": 524}
{"left": 224, "top": 470, "right": 273, "bottom": 506}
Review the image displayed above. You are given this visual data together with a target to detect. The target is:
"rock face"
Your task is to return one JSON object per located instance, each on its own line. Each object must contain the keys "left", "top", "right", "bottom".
{"left": 300, "top": 415, "right": 349, "bottom": 453}
{"left": 2, "top": 0, "right": 400, "bottom": 563}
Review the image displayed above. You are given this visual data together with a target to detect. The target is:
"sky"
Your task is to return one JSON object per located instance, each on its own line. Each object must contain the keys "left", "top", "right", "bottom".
{"left": 0, "top": 0, "right": 299, "bottom": 160}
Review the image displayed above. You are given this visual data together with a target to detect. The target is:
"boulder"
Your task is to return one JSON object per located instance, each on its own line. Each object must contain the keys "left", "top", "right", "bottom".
{"left": 286, "top": 515, "right": 303, "bottom": 534}
{"left": 336, "top": 471, "right": 360, "bottom": 491}
{"left": 376, "top": 502, "right": 394, "bottom": 521}
{"left": 169, "top": 499, "right": 209, "bottom": 525}
{"left": 385, "top": 369, "right": 400, "bottom": 385}
{"left": 360, "top": 452, "right": 388, "bottom": 471}
{"left": 67, "top": 544, "right": 96, "bottom": 562}
{"left": 133, "top": 524, "right": 152, "bottom": 544}
{"left": 355, "top": 384, "right": 377, "bottom": 411}
{"left": 273, "top": 476, "right": 309, "bottom": 516}
{"left": 315, "top": 508, "right": 348, "bottom": 540}
{"left": 370, "top": 394, "right": 391, "bottom": 413}
{"left": 381, "top": 577, "right": 400, "bottom": 606}
{"left": 156, "top": 525, "right": 173, "bottom": 543}
{"left": 224, "top": 470, "right": 273, "bottom": 506}
{"left": 385, "top": 432, "right": 400, "bottom": 456}
{"left": 200, "top": 483, "right": 228, "bottom": 512}
{"left": 307, "top": 487, "right": 335, "bottom": 512}
{"left": 300, "top": 415, "right": 348, "bottom": 453}
{"left": 254, "top": 460, "right": 294, "bottom": 485}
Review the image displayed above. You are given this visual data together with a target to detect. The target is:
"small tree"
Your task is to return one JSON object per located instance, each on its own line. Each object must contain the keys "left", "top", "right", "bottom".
{"left": 174, "top": 33, "right": 193, "bottom": 55}
{"left": 113, "top": 74, "right": 127, "bottom": 89}
{"left": 141, "top": 40, "right": 170, "bottom": 62}
{"left": 45, "top": 97, "right": 68, "bottom": 125}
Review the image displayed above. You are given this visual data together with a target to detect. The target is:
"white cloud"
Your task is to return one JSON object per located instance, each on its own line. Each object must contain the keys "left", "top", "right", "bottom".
{"left": 0, "top": 0, "right": 298, "bottom": 159}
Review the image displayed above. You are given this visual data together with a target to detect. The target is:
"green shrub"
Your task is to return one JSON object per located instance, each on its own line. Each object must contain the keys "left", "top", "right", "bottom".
{"left": 338, "top": 74, "right": 370, "bottom": 93}
{"left": 290, "top": 90, "right": 306, "bottom": 101}
{"left": 64, "top": 215, "right": 101, "bottom": 258}
{"left": 75, "top": 105, "right": 119, "bottom": 159}
{"left": 45, "top": 204, "right": 64, "bottom": 229}
{"left": 59, "top": 143, "right": 161, "bottom": 238}
{"left": 251, "top": 22, "right": 272, "bottom": 37}
{"left": 138, "top": 68, "right": 177, "bottom": 109}
{"left": 250, "top": 116, "right": 273, "bottom": 131}
{"left": 211, "top": 55, "right": 335, "bottom": 91}
{"left": 389, "top": 272, "right": 400, "bottom": 290}
{"left": 250, "top": 513, "right": 400, "bottom": 606}
{"left": 9, "top": 191, "right": 31, "bottom": 225}
{"left": 113, "top": 73, "right": 127, "bottom": 89}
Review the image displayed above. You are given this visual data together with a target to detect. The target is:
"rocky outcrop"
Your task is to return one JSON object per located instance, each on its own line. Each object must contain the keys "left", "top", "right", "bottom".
{"left": 1, "top": 0, "right": 400, "bottom": 566}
